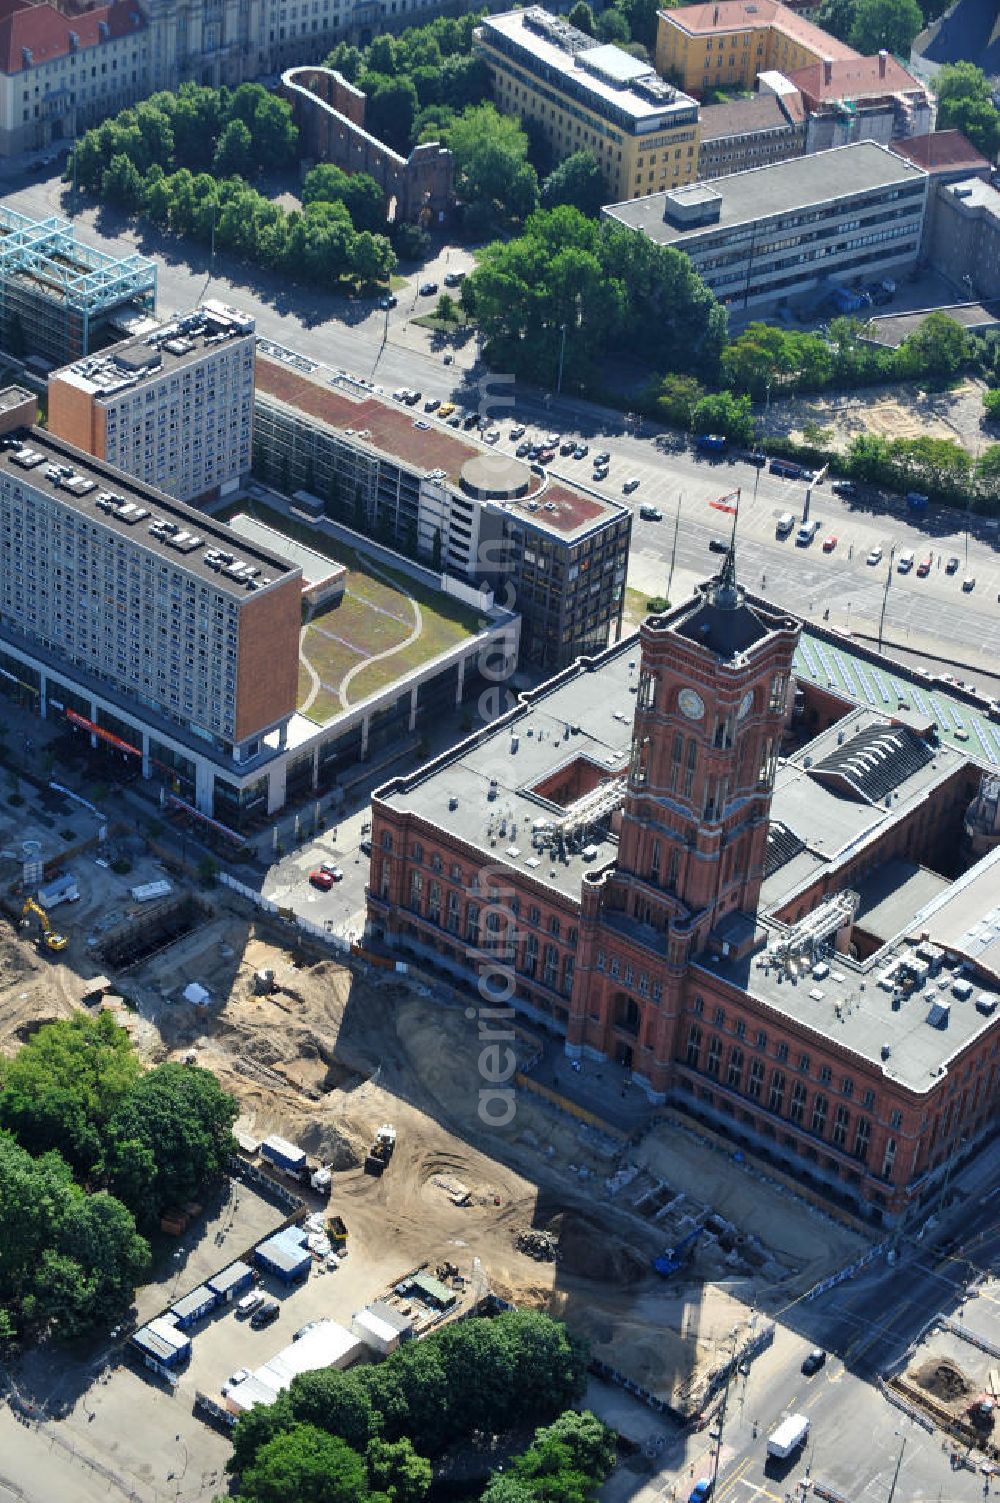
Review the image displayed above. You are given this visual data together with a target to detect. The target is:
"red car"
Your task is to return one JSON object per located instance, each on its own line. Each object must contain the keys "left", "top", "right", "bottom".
{"left": 916, "top": 556, "right": 932, "bottom": 577}
{"left": 822, "top": 534, "right": 838, "bottom": 553}
{"left": 309, "top": 868, "right": 335, "bottom": 890}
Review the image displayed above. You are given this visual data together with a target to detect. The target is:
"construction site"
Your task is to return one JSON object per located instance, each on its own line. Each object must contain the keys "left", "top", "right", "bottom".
{"left": 0, "top": 757, "right": 871, "bottom": 1433}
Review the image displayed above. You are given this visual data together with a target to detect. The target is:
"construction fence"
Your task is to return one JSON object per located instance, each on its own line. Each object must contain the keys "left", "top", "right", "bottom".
{"left": 218, "top": 871, "right": 351, "bottom": 955}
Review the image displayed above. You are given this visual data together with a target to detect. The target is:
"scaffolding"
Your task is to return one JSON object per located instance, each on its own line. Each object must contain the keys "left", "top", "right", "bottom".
{"left": 0, "top": 206, "right": 157, "bottom": 367}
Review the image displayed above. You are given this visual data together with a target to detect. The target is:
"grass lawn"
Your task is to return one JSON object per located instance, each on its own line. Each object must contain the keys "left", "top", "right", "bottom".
{"left": 412, "top": 312, "right": 470, "bottom": 333}
{"left": 223, "top": 500, "right": 482, "bottom": 723}
{"left": 622, "top": 585, "right": 670, "bottom": 631}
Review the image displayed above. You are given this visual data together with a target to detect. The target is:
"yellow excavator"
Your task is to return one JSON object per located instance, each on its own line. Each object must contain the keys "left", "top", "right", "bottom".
{"left": 21, "top": 897, "right": 68, "bottom": 953}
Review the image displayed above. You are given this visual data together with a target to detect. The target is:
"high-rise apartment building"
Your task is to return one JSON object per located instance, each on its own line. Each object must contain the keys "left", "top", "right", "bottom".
{"left": 48, "top": 301, "right": 255, "bottom": 503}
{"left": 0, "top": 388, "right": 301, "bottom": 818}
{"left": 476, "top": 7, "right": 701, "bottom": 202}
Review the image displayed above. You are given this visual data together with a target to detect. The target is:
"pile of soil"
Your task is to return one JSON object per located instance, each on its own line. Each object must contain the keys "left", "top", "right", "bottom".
{"left": 915, "top": 1358, "right": 969, "bottom": 1402}
{"left": 547, "top": 1210, "right": 649, "bottom": 1287}
{"left": 298, "top": 1119, "right": 363, "bottom": 1171}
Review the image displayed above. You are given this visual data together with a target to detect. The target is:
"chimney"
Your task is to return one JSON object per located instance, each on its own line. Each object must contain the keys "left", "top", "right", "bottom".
{"left": 713, "top": 4, "right": 719, "bottom": 22}
{"left": 878, "top": 48, "right": 887, "bottom": 77}
{"left": 823, "top": 56, "right": 832, "bottom": 85}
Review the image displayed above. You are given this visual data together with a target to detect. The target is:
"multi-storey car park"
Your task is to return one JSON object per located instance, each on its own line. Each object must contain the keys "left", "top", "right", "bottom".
{"left": 367, "top": 549, "right": 1000, "bottom": 1225}
{"left": 252, "top": 354, "right": 632, "bottom": 672}
{"left": 0, "top": 204, "right": 156, "bottom": 368}
{"left": 48, "top": 301, "right": 256, "bottom": 505}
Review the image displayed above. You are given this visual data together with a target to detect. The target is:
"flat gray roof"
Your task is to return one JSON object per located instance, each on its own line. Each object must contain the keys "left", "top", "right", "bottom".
{"left": 52, "top": 300, "right": 254, "bottom": 398}
{"left": 853, "top": 858, "right": 951, "bottom": 943}
{"left": 478, "top": 7, "right": 698, "bottom": 127}
{"left": 0, "top": 429, "right": 300, "bottom": 599}
{"left": 603, "top": 141, "right": 927, "bottom": 245}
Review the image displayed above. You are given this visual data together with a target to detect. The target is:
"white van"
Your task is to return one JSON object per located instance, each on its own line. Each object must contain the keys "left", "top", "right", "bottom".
{"left": 776, "top": 512, "right": 795, "bottom": 538}
{"left": 897, "top": 549, "right": 915, "bottom": 573}
{"left": 236, "top": 1290, "right": 264, "bottom": 1317}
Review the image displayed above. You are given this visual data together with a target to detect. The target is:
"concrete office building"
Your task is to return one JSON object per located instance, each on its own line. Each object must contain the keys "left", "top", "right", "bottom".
{"left": 476, "top": 7, "right": 701, "bottom": 202}
{"left": 0, "top": 203, "right": 156, "bottom": 367}
{"left": 655, "top": 0, "right": 857, "bottom": 99}
{"left": 604, "top": 140, "right": 927, "bottom": 312}
{"left": 697, "top": 89, "right": 806, "bottom": 179}
{"left": 890, "top": 129, "right": 991, "bottom": 256}
{"left": 0, "top": 387, "right": 302, "bottom": 823}
{"left": 367, "top": 548, "right": 1000, "bottom": 1224}
{"left": 253, "top": 355, "right": 632, "bottom": 672}
{"left": 782, "top": 51, "right": 934, "bottom": 151}
{"left": 48, "top": 301, "right": 255, "bottom": 504}
{"left": 925, "top": 176, "right": 1000, "bottom": 301}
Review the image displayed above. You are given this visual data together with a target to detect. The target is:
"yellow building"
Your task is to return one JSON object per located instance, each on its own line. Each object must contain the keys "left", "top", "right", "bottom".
{"left": 476, "top": 7, "right": 701, "bottom": 202}
{"left": 655, "top": 0, "right": 858, "bottom": 99}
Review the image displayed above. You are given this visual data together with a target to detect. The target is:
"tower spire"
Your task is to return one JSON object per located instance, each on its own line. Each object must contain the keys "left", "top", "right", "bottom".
{"left": 710, "top": 490, "right": 741, "bottom": 609}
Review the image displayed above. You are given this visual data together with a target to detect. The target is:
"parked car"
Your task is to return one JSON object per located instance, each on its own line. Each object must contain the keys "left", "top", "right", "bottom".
{"left": 509, "top": 424, "right": 526, "bottom": 440}
{"left": 447, "top": 414, "right": 462, "bottom": 428}
{"left": 391, "top": 388, "right": 407, "bottom": 402}
{"left": 544, "top": 433, "right": 561, "bottom": 448}
{"left": 688, "top": 1480, "right": 713, "bottom": 1503}
{"left": 413, "top": 419, "right": 430, "bottom": 431}
{"left": 419, "top": 281, "right": 438, "bottom": 295}
{"left": 320, "top": 862, "right": 344, "bottom": 882}
{"left": 236, "top": 1291, "right": 264, "bottom": 1318}
{"left": 708, "top": 537, "right": 729, "bottom": 553}
{"left": 770, "top": 457, "right": 804, "bottom": 479}
{"left": 946, "top": 555, "right": 961, "bottom": 574}
{"left": 359, "top": 839, "right": 372, "bottom": 856}
{"left": 866, "top": 546, "right": 883, "bottom": 565}
{"left": 796, "top": 519, "right": 820, "bottom": 546}
{"left": 378, "top": 294, "right": 397, "bottom": 309}
{"left": 822, "top": 534, "right": 838, "bottom": 552}
{"left": 403, "top": 390, "right": 421, "bottom": 406}
{"left": 309, "top": 868, "right": 335, "bottom": 890}
{"left": 593, "top": 467, "right": 609, "bottom": 482}
{"left": 916, "top": 556, "right": 932, "bottom": 577}
{"left": 963, "top": 575, "right": 976, "bottom": 592}
{"left": 831, "top": 480, "right": 856, "bottom": 497}
{"left": 250, "top": 1301, "right": 280, "bottom": 1330}
{"left": 623, "top": 477, "right": 641, "bottom": 494}
{"left": 742, "top": 450, "right": 767, "bottom": 468}
{"left": 595, "top": 451, "right": 611, "bottom": 465}
{"left": 462, "top": 413, "right": 479, "bottom": 429}
{"left": 227, "top": 1368, "right": 251, "bottom": 1388}
{"left": 801, "top": 1348, "right": 826, "bottom": 1375}
{"left": 573, "top": 444, "right": 589, "bottom": 459}
{"left": 537, "top": 448, "right": 556, "bottom": 466}
{"left": 559, "top": 440, "right": 576, "bottom": 455}
{"left": 639, "top": 505, "right": 663, "bottom": 521}
{"left": 423, "top": 397, "right": 440, "bottom": 412}
{"left": 443, "top": 270, "right": 466, "bottom": 287}
{"left": 438, "top": 402, "right": 455, "bottom": 417}
{"left": 485, "top": 430, "right": 500, "bottom": 445}
{"left": 516, "top": 441, "right": 532, "bottom": 457}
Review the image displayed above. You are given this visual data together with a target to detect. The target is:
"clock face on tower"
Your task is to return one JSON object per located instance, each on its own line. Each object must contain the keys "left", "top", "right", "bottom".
{"left": 678, "top": 688, "right": 705, "bottom": 721}
{"left": 737, "top": 689, "right": 754, "bottom": 720}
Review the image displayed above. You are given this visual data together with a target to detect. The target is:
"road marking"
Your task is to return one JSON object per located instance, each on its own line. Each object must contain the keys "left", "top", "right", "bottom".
{"left": 716, "top": 1457, "right": 752, "bottom": 1501}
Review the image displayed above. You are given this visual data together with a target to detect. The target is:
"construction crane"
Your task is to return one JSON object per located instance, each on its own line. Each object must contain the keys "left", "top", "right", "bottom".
{"left": 21, "top": 897, "right": 68, "bottom": 953}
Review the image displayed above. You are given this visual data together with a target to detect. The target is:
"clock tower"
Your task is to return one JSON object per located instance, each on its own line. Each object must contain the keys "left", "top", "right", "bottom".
{"left": 566, "top": 549, "right": 800, "bottom": 1095}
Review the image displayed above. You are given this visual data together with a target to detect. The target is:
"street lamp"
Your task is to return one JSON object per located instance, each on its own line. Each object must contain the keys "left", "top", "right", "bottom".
{"left": 886, "top": 1430, "right": 907, "bottom": 1503}
{"left": 877, "top": 544, "right": 895, "bottom": 653}
{"left": 556, "top": 323, "right": 567, "bottom": 397}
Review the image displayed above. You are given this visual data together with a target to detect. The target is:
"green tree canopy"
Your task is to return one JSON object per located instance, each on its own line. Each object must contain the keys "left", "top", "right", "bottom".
{"left": 540, "top": 151, "right": 608, "bottom": 217}
{"left": 935, "top": 62, "right": 1000, "bottom": 159}
{"left": 105, "top": 1062, "right": 237, "bottom": 1226}
{"left": 848, "top": 0, "right": 923, "bottom": 52}
{"left": 239, "top": 1425, "right": 368, "bottom": 1503}
{"left": 445, "top": 104, "right": 540, "bottom": 227}
{"left": 567, "top": 1, "right": 596, "bottom": 34}
{"left": 365, "top": 1438, "right": 431, "bottom": 1503}
{"left": 214, "top": 118, "right": 254, "bottom": 176}
{"left": 897, "top": 310, "right": 970, "bottom": 379}
{"left": 302, "top": 165, "right": 386, "bottom": 232}
{"left": 361, "top": 74, "right": 419, "bottom": 154}
{"left": 0, "top": 1010, "right": 140, "bottom": 1177}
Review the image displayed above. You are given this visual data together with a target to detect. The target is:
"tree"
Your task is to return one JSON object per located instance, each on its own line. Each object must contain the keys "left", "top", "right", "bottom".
{"left": 434, "top": 292, "right": 458, "bottom": 322}
{"left": 567, "top": 1, "right": 596, "bottom": 34}
{"left": 814, "top": 0, "right": 857, "bottom": 41}
{"left": 0, "top": 1010, "right": 140, "bottom": 1178}
{"left": 540, "top": 151, "right": 608, "bottom": 217}
{"left": 897, "top": 310, "right": 970, "bottom": 379}
{"left": 101, "top": 152, "right": 145, "bottom": 208}
{"left": 526, "top": 1412, "right": 617, "bottom": 1480}
{"left": 445, "top": 104, "right": 540, "bottom": 226}
{"left": 983, "top": 388, "right": 1000, "bottom": 424}
{"left": 105, "top": 1062, "right": 237, "bottom": 1226}
{"left": 288, "top": 1368, "right": 380, "bottom": 1451}
{"left": 392, "top": 221, "right": 431, "bottom": 260}
{"left": 303, "top": 166, "right": 386, "bottom": 233}
{"left": 691, "top": 390, "right": 755, "bottom": 445}
{"left": 613, "top": 0, "right": 661, "bottom": 46}
{"left": 597, "top": 8, "right": 631, "bottom": 43}
{"left": 646, "top": 371, "right": 704, "bottom": 425}
{"left": 366, "top": 1438, "right": 431, "bottom": 1503}
{"left": 848, "top": 0, "right": 923, "bottom": 53}
{"left": 935, "top": 62, "right": 1000, "bottom": 160}
{"left": 239, "top": 1425, "right": 368, "bottom": 1503}
{"left": 362, "top": 75, "right": 419, "bottom": 155}
{"left": 249, "top": 93, "right": 299, "bottom": 170}
{"left": 977, "top": 444, "right": 1000, "bottom": 483}
{"left": 213, "top": 118, "right": 254, "bottom": 177}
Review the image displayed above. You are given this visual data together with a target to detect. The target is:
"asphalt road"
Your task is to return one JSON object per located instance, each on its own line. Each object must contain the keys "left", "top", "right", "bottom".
{"left": 9, "top": 170, "right": 1000, "bottom": 681}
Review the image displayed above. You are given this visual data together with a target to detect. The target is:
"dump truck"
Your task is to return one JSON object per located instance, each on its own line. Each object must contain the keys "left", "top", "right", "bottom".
{"left": 766, "top": 1414, "right": 809, "bottom": 1460}
{"left": 21, "top": 897, "right": 68, "bottom": 953}
{"left": 365, "top": 1124, "right": 397, "bottom": 1176}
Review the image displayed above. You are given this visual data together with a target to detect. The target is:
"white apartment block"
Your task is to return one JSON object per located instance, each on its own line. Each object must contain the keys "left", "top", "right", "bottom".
{"left": 48, "top": 301, "right": 255, "bottom": 504}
